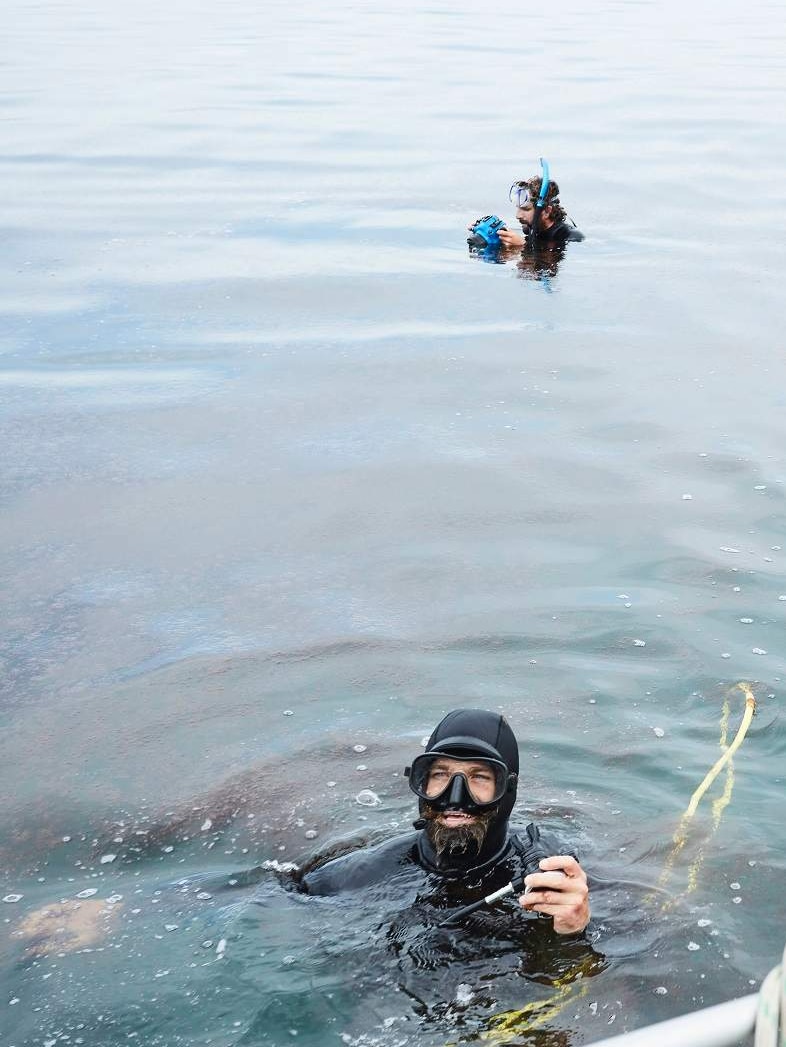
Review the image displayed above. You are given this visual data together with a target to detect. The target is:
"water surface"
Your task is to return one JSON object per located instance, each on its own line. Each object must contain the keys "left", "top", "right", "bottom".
{"left": 2, "top": 0, "right": 786, "bottom": 1044}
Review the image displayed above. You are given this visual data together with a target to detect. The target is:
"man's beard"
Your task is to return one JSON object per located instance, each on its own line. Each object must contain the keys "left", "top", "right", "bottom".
{"left": 422, "top": 804, "right": 496, "bottom": 858}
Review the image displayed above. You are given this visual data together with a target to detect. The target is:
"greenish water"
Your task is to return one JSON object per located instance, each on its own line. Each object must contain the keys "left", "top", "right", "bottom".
{"left": 2, "top": 0, "right": 786, "bottom": 1043}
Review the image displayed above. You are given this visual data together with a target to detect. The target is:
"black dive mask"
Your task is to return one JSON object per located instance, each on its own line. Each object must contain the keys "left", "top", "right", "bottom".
{"left": 405, "top": 752, "right": 516, "bottom": 814}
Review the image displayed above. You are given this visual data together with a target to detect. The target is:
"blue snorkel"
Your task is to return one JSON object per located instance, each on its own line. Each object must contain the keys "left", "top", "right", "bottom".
{"left": 533, "top": 157, "right": 550, "bottom": 240}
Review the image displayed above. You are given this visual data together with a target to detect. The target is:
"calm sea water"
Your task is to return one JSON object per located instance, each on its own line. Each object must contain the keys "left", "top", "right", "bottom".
{"left": 2, "top": 0, "right": 786, "bottom": 1044}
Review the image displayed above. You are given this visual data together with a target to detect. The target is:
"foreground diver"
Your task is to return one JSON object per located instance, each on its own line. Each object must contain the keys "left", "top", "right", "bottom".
{"left": 298, "top": 709, "right": 590, "bottom": 936}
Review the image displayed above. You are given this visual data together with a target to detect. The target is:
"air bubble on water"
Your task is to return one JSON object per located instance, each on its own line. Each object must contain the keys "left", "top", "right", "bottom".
{"left": 165, "top": 924, "right": 178, "bottom": 931}
{"left": 383, "top": 1017, "right": 396, "bottom": 1028}
{"left": 729, "top": 882, "right": 741, "bottom": 890}
{"left": 154, "top": 969, "right": 170, "bottom": 978}
{"left": 202, "top": 940, "right": 214, "bottom": 948}
{"left": 282, "top": 954, "right": 296, "bottom": 965}
{"left": 3, "top": 894, "right": 23, "bottom": 903}
{"left": 732, "top": 896, "right": 742, "bottom": 904}
{"left": 261, "top": 859, "right": 299, "bottom": 873}
{"left": 201, "top": 819, "right": 212, "bottom": 832}
{"left": 687, "top": 941, "right": 700, "bottom": 951}
{"left": 295, "top": 818, "right": 305, "bottom": 827}
{"left": 106, "top": 894, "right": 123, "bottom": 904}
{"left": 283, "top": 710, "right": 294, "bottom": 716}
{"left": 327, "top": 781, "right": 337, "bottom": 787}
{"left": 353, "top": 744, "right": 367, "bottom": 753}
{"left": 305, "top": 830, "right": 318, "bottom": 839}
{"left": 752, "top": 648, "right": 767, "bottom": 655}
{"left": 356, "top": 765, "right": 368, "bottom": 771}
{"left": 720, "top": 547, "right": 740, "bottom": 554}
{"left": 162, "top": 846, "right": 174, "bottom": 853}
{"left": 356, "top": 790, "right": 381, "bottom": 807}
{"left": 682, "top": 494, "right": 692, "bottom": 501}
{"left": 754, "top": 485, "right": 767, "bottom": 491}
{"left": 653, "top": 727, "right": 665, "bottom": 738}
{"left": 62, "top": 836, "right": 72, "bottom": 843}
{"left": 633, "top": 639, "right": 646, "bottom": 647}
{"left": 779, "top": 595, "right": 786, "bottom": 601}
{"left": 733, "top": 586, "right": 741, "bottom": 592}
{"left": 9, "top": 997, "right": 20, "bottom": 1005}
{"left": 721, "top": 653, "right": 731, "bottom": 659}
{"left": 697, "top": 918, "right": 712, "bottom": 927}
{"left": 748, "top": 859, "right": 757, "bottom": 867}
{"left": 76, "top": 889, "right": 98, "bottom": 899}
{"left": 100, "top": 854, "right": 116, "bottom": 864}
{"left": 455, "top": 983, "right": 474, "bottom": 1005}
{"left": 588, "top": 699, "right": 596, "bottom": 704}
{"left": 196, "top": 891, "right": 212, "bottom": 900}
{"left": 739, "top": 617, "right": 753, "bottom": 624}
{"left": 216, "top": 939, "right": 226, "bottom": 957}
{"left": 654, "top": 987, "right": 668, "bottom": 995}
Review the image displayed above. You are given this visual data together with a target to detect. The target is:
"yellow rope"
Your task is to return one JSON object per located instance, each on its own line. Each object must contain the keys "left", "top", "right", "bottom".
{"left": 681, "top": 684, "right": 755, "bottom": 819}
{"left": 655, "top": 682, "right": 756, "bottom": 907}
{"left": 480, "top": 977, "right": 589, "bottom": 1042}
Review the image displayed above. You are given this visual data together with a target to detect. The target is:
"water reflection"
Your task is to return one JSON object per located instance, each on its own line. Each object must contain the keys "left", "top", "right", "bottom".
{"left": 468, "top": 240, "right": 571, "bottom": 286}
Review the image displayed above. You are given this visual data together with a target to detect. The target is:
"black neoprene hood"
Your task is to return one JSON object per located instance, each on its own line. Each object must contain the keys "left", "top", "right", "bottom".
{"left": 415, "top": 709, "right": 521, "bottom": 876}
{"left": 425, "top": 708, "right": 519, "bottom": 770}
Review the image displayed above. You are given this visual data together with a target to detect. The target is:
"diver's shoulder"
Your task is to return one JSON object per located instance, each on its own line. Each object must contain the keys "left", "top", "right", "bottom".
{"left": 559, "top": 222, "right": 584, "bottom": 243}
{"left": 300, "top": 831, "right": 419, "bottom": 895}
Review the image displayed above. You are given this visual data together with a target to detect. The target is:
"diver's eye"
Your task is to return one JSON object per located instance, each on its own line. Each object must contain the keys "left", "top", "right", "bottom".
{"left": 428, "top": 769, "right": 451, "bottom": 782}
{"left": 469, "top": 771, "right": 493, "bottom": 783}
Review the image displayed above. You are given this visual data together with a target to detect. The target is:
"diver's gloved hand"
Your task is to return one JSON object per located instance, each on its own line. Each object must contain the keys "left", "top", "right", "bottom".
{"left": 519, "top": 854, "right": 590, "bottom": 935}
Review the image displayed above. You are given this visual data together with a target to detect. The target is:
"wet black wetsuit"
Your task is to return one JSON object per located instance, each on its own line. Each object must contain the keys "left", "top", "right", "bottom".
{"left": 301, "top": 823, "right": 557, "bottom": 898}
{"left": 531, "top": 219, "right": 584, "bottom": 245}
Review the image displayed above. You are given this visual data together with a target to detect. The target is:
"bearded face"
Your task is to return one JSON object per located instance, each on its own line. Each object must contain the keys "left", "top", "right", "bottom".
{"left": 421, "top": 804, "right": 497, "bottom": 858}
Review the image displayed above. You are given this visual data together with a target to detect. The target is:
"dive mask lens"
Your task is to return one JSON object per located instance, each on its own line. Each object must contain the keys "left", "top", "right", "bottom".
{"left": 407, "top": 753, "right": 509, "bottom": 806}
{"left": 509, "top": 183, "right": 532, "bottom": 208}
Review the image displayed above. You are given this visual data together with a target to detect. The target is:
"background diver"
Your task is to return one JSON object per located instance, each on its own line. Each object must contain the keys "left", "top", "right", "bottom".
{"left": 498, "top": 170, "right": 584, "bottom": 250}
